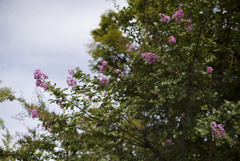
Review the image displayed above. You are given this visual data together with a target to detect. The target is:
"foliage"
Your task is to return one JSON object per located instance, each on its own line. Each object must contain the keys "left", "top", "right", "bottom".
{"left": 1, "top": 0, "right": 240, "bottom": 160}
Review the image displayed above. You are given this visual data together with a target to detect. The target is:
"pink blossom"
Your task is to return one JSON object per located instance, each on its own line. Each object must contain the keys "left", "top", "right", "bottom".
{"left": 150, "top": 35, "right": 153, "bottom": 41}
{"left": 210, "top": 121, "right": 226, "bottom": 137}
{"left": 128, "top": 45, "right": 135, "bottom": 51}
{"left": 210, "top": 121, "right": 217, "bottom": 129}
{"left": 141, "top": 53, "right": 159, "bottom": 64}
{"left": 34, "top": 69, "right": 49, "bottom": 89}
{"left": 172, "top": 9, "right": 184, "bottom": 21}
{"left": 34, "top": 69, "right": 48, "bottom": 80}
{"left": 127, "top": 54, "right": 131, "bottom": 58}
{"left": 164, "top": 140, "right": 172, "bottom": 146}
{"left": 119, "top": 72, "right": 124, "bottom": 77}
{"left": 104, "top": 91, "right": 108, "bottom": 95}
{"left": 98, "top": 74, "right": 109, "bottom": 85}
{"left": 185, "top": 25, "right": 193, "bottom": 32}
{"left": 35, "top": 80, "right": 42, "bottom": 87}
{"left": 212, "top": 129, "right": 220, "bottom": 137}
{"left": 107, "top": 115, "right": 109, "bottom": 119}
{"left": 31, "top": 109, "right": 39, "bottom": 118}
{"left": 159, "top": 14, "right": 171, "bottom": 23}
{"left": 66, "top": 76, "right": 77, "bottom": 87}
{"left": 207, "top": 67, "right": 213, "bottom": 73}
{"left": 116, "top": 69, "right": 120, "bottom": 73}
{"left": 97, "top": 65, "right": 105, "bottom": 72}
{"left": 188, "top": 19, "right": 192, "bottom": 23}
{"left": 126, "top": 44, "right": 130, "bottom": 48}
{"left": 218, "top": 124, "right": 224, "bottom": 131}
{"left": 110, "top": 124, "right": 113, "bottom": 127}
{"left": 41, "top": 83, "right": 49, "bottom": 90}
{"left": 68, "top": 69, "right": 74, "bottom": 76}
{"left": 169, "top": 36, "right": 176, "bottom": 44}
{"left": 115, "top": 56, "right": 118, "bottom": 60}
{"left": 34, "top": 69, "right": 42, "bottom": 79}
{"left": 163, "top": 15, "right": 171, "bottom": 23}
{"left": 102, "top": 61, "right": 108, "bottom": 66}
{"left": 97, "top": 61, "right": 108, "bottom": 72}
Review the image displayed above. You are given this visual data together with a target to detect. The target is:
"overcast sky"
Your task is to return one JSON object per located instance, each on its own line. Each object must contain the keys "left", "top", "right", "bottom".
{"left": 0, "top": 0, "right": 128, "bottom": 147}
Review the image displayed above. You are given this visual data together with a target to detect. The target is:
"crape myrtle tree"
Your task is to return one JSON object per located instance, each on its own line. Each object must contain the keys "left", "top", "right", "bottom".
{"left": 1, "top": 0, "right": 240, "bottom": 160}
{"left": 89, "top": 0, "right": 240, "bottom": 159}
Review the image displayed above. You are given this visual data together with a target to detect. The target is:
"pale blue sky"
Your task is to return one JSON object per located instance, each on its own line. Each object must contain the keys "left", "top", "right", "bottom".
{"left": 0, "top": 0, "right": 128, "bottom": 147}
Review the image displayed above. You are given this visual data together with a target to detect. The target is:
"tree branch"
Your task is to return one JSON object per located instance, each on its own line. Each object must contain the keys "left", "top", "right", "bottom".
{"left": 207, "top": 140, "right": 216, "bottom": 161}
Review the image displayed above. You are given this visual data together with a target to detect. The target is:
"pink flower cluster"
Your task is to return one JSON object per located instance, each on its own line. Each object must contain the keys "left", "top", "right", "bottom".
{"left": 66, "top": 69, "right": 77, "bottom": 87}
{"left": 28, "top": 109, "right": 39, "bottom": 119}
{"left": 159, "top": 13, "right": 171, "bottom": 23}
{"left": 172, "top": 9, "right": 184, "bottom": 21}
{"left": 185, "top": 18, "right": 193, "bottom": 32}
{"left": 34, "top": 69, "right": 49, "bottom": 90}
{"left": 98, "top": 73, "right": 109, "bottom": 85}
{"left": 164, "top": 140, "right": 172, "bottom": 146}
{"left": 207, "top": 67, "right": 213, "bottom": 73}
{"left": 67, "top": 76, "right": 77, "bottom": 88}
{"left": 141, "top": 53, "right": 159, "bottom": 64}
{"left": 150, "top": 35, "right": 153, "bottom": 41}
{"left": 210, "top": 121, "right": 226, "bottom": 137}
{"left": 97, "top": 61, "right": 108, "bottom": 73}
{"left": 169, "top": 36, "right": 176, "bottom": 44}
{"left": 185, "top": 25, "right": 193, "bottom": 32}
{"left": 127, "top": 44, "right": 135, "bottom": 51}
{"left": 119, "top": 72, "right": 124, "bottom": 77}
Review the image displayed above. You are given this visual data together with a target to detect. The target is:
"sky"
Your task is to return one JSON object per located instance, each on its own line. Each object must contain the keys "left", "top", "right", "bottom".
{"left": 0, "top": 0, "right": 128, "bottom": 147}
